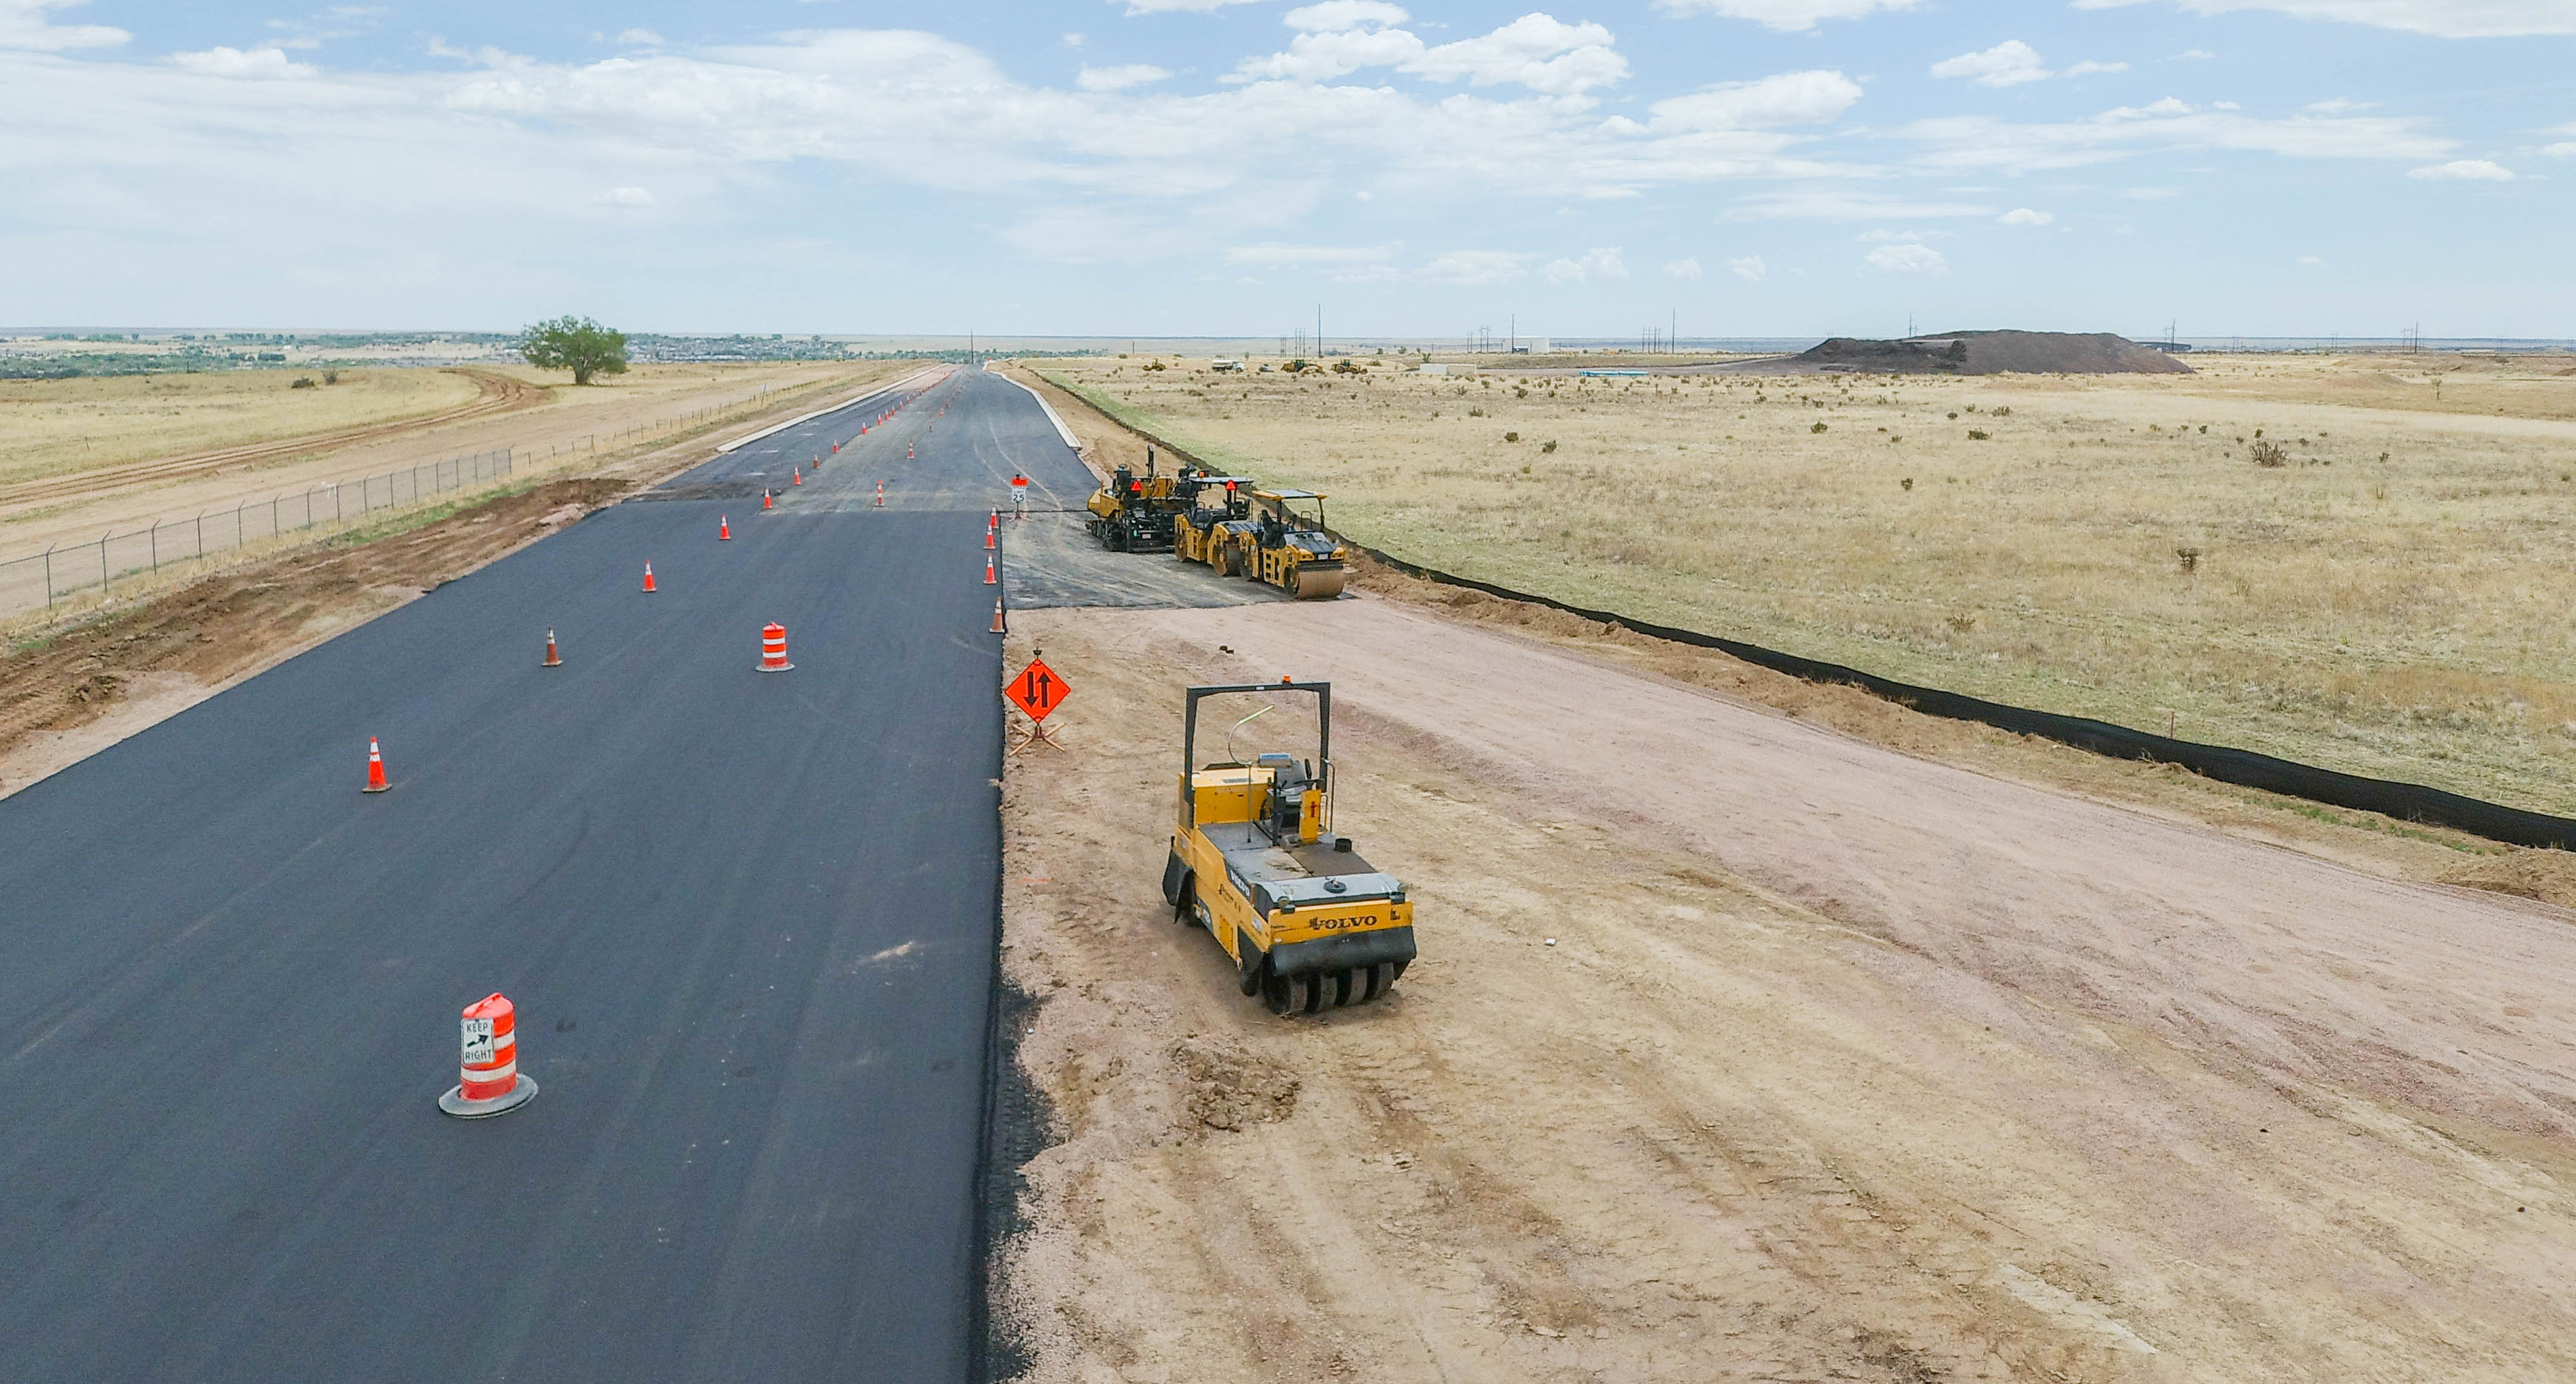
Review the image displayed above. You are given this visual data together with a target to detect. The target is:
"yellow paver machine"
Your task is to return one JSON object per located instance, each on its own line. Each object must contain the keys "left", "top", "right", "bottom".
{"left": 1161, "top": 680, "right": 1415, "bottom": 1015}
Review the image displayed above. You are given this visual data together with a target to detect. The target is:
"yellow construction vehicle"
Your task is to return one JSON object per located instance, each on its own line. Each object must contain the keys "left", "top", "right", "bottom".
{"left": 1171, "top": 474, "right": 1259, "bottom": 573}
{"left": 1084, "top": 447, "right": 1207, "bottom": 552}
{"left": 1241, "top": 489, "right": 1349, "bottom": 600}
{"left": 1162, "top": 681, "right": 1414, "bottom": 1015}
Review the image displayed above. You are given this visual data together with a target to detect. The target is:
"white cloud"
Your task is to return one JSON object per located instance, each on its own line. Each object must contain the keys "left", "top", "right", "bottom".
{"left": 1231, "top": 25, "right": 1422, "bottom": 82}
{"left": 1644, "top": 69, "right": 1861, "bottom": 131}
{"left": 1997, "top": 206, "right": 2053, "bottom": 224}
{"left": 1662, "top": 256, "right": 1703, "bottom": 279}
{"left": 1725, "top": 189, "right": 1993, "bottom": 220}
{"left": 592, "top": 185, "right": 655, "bottom": 206}
{"left": 1406, "top": 14, "right": 1627, "bottom": 95}
{"left": 171, "top": 46, "right": 318, "bottom": 79}
{"left": 1857, "top": 226, "right": 1952, "bottom": 240}
{"left": 1285, "top": 1, "right": 1409, "bottom": 30}
{"left": 2544, "top": 141, "right": 2576, "bottom": 157}
{"left": 2407, "top": 158, "right": 2515, "bottom": 180}
{"left": 2304, "top": 97, "right": 2374, "bottom": 113}
{"left": 1224, "top": 241, "right": 1396, "bottom": 265}
{"left": 616, "top": 29, "right": 666, "bottom": 47}
{"left": 1895, "top": 98, "right": 2457, "bottom": 172}
{"left": 1930, "top": 41, "right": 2128, "bottom": 86}
{"left": 2298, "top": 254, "right": 2324, "bottom": 265}
{"left": 1077, "top": 62, "right": 1171, "bottom": 90}
{"left": 2071, "top": 0, "right": 2576, "bottom": 38}
{"left": 1544, "top": 245, "right": 1627, "bottom": 282}
{"left": 1656, "top": 0, "right": 1925, "bottom": 32}
{"left": 1932, "top": 40, "right": 2050, "bottom": 87}
{"left": 1866, "top": 242, "right": 1946, "bottom": 273}
{"left": 1726, "top": 254, "right": 1768, "bottom": 280}
{"left": 1062, "top": 32, "right": 1085, "bottom": 46}
{"left": 2178, "top": 47, "right": 2216, "bottom": 58}
{"left": 1230, "top": 12, "right": 1628, "bottom": 96}
{"left": 1421, "top": 250, "right": 1535, "bottom": 284}
{"left": 0, "top": 0, "right": 127, "bottom": 50}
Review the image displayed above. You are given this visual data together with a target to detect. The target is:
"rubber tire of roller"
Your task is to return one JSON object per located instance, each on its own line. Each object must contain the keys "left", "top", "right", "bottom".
{"left": 1263, "top": 969, "right": 1296, "bottom": 1015}
{"left": 1360, "top": 960, "right": 1393, "bottom": 1003}
{"left": 1239, "top": 932, "right": 1265, "bottom": 997}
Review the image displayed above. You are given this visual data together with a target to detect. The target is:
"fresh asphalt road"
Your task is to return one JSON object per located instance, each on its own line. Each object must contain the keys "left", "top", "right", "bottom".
{"left": 0, "top": 366, "right": 1069, "bottom": 1381}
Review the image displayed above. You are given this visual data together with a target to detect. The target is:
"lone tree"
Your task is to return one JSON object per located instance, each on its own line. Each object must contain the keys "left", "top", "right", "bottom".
{"left": 520, "top": 315, "right": 629, "bottom": 385}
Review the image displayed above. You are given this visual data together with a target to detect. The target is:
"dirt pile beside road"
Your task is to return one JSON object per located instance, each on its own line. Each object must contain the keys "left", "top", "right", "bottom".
{"left": 0, "top": 476, "right": 629, "bottom": 796}
{"left": 1740, "top": 330, "right": 2193, "bottom": 376}
{"left": 994, "top": 598, "right": 2576, "bottom": 1383}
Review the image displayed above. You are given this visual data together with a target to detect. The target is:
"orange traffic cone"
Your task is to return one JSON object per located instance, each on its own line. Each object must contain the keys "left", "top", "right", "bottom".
{"left": 875, "top": 481, "right": 884, "bottom": 507}
{"left": 758, "top": 622, "right": 793, "bottom": 672}
{"left": 831, "top": 441, "right": 840, "bottom": 454}
{"left": 719, "top": 515, "right": 731, "bottom": 541}
{"left": 908, "top": 442, "right": 914, "bottom": 459}
{"left": 642, "top": 563, "right": 658, "bottom": 594}
{"left": 984, "top": 528, "right": 995, "bottom": 550}
{"left": 543, "top": 629, "right": 562, "bottom": 668}
{"left": 991, "top": 598, "right": 1006, "bottom": 633}
{"left": 984, "top": 554, "right": 997, "bottom": 585}
{"left": 364, "top": 736, "right": 390, "bottom": 793}
{"left": 792, "top": 468, "right": 801, "bottom": 486}
{"left": 762, "top": 491, "right": 774, "bottom": 511}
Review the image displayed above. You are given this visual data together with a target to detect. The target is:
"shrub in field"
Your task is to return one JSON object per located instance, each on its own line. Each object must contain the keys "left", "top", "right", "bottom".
{"left": 2250, "top": 440, "right": 2289, "bottom": 467}
{"left": 1812, "top": 422, "right": 1828, "bottom": 433}
{"left": 2176, "top": 546, "right": 2202, "bottom": 572}
{"left": 1541, "top": 439, "right": 1558, "bottom": 453}
{"left": 1967, "top": 429, "right": 1990, "bottom": 440}
{"left": 290, "top": 376, "right": 317, "bottom": 389}
{"left": 1505, "top": 431, "right": 1520, "bottom": 442}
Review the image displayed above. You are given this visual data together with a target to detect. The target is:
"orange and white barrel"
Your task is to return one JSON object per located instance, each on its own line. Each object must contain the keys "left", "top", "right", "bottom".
{"left": 439, "top": 991, "right": 537, "bottom": 1117}
{"left": 759, "top": 622, "right": 793, "bottom": 672}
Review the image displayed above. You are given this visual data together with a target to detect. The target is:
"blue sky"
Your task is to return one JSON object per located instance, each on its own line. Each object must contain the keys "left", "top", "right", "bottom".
{"left": 1, "top": 0, "right": 2568, "bottom": 338}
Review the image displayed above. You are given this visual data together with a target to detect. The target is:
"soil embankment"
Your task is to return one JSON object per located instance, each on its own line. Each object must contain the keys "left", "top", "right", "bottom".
{"left": 1722, "top": 330, "right": 2193, "bottom": 376}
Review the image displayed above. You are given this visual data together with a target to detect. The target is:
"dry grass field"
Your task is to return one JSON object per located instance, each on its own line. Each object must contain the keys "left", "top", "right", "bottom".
{"left": 1034, "top": 352, "right": 2576, "bottom": 816}
{"left": 0, "top": 367, "right": 489, "bottom": 485}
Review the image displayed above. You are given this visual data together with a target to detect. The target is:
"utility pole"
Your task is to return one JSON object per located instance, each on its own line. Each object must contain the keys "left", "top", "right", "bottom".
{"left": 1509, "top": 313, "right": 1516, "bottom": 353}
{"left": 1317, "top": 302, "right": 1323, "bottom": 358}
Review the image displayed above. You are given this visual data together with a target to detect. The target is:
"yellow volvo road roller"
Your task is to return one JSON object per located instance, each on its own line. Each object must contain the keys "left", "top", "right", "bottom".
{"left": 1241, "top": 489, "right": 1349, "bottom": 600}
{"left": 1161, "top": 680, "right": 1415, "bottom": 1015}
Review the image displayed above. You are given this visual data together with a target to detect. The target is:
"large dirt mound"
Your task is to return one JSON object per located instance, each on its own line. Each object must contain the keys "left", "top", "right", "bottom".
{"left": 1753, "top": 330, "right": 2192, "bottom": 376}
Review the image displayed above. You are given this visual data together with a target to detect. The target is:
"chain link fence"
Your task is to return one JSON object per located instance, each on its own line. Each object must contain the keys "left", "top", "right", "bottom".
{"left": 0, "top": 447, "right": 518, "bottom": 623}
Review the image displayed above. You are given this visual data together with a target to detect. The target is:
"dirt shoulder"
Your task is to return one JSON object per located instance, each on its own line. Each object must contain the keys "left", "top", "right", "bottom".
{"left": 995, "top": 598, "right": 2576, "bottom": 1383}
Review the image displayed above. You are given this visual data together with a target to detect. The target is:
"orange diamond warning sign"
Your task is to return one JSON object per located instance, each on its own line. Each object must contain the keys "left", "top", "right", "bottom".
{"left": 1005, "top": 658, "right": 1070, "bottom": 722}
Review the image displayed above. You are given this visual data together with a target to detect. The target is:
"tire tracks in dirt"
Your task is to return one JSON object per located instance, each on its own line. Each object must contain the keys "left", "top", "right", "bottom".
{"left": 0, "top": 368, "right": 550, "bottom": 509}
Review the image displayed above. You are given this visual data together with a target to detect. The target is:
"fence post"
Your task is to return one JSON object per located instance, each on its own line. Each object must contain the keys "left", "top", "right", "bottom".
{"left": 196, "top": 511, "right": 205, "bottom": 558}
{"left": 335, "top": 483, "right": 342, "bottom": 525}
{"left": 99, "top": 529, "right": 110, "bottom": 594}
{"left": 272, "top": 494, "right": 280, "bottom": 537}
{"left": 151, "top": 520, "right": 160, "bottom": 572}
{"left": 43, "top": 545, "right": 53, "bottom": 609}
{"left": 236, "top": 498, "right": 247, "bottom": 550}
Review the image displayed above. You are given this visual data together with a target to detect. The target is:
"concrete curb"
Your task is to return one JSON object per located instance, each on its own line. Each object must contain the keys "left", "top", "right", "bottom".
{"left": 716, "top": 366, "right": 948, "bottom": 454}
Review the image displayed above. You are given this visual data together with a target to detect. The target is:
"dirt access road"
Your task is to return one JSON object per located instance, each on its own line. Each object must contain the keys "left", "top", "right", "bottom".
{"left": 0, "top": 368, "right": 546, "bottom": 509}
{"left": 995, "top": 596, "right": 2576, "bottom": 1383}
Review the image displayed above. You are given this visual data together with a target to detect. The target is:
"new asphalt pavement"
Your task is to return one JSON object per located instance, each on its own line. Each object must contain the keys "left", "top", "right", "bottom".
{"left": 0, "top": 365, "right": 1090, "bottom": 1381}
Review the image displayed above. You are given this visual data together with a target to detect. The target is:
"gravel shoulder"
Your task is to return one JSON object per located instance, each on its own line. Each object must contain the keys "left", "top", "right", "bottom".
{"left": 994, "top": 596, "right": 2576, "bottom": 1383}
